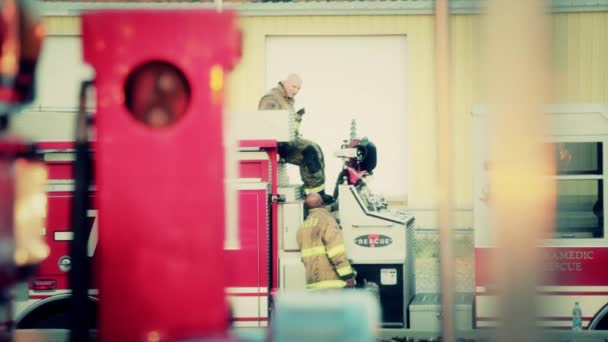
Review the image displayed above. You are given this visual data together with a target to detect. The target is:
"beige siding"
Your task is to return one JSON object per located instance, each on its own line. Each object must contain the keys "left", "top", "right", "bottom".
{"left": 44, "top": 16, "right": 80, "bottom": 35}
{"left": 40, "top": 12, "right": 608, "bottom": 224}
{"left": 553, "top": 12, "right": 608, "bottom": 102}
{"left": 448, "top": 12, "right": 608, "bottom": 219}
{"left": 450, "top": 14, "right": 480, "bottom": 211}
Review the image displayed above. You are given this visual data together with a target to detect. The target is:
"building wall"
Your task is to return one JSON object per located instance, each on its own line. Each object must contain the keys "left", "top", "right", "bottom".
{"left": 41, "top": 11, "right": 608, "bottom": 228}
{"left": 233, "top": 14, "right": 436, "bottom": 216}
{"left": 553, "top": 12, "right": 608, "bottom": 102}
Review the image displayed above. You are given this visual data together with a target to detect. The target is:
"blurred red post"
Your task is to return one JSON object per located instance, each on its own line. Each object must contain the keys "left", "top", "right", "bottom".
{"left": 82, "top": 10, "right": 241, "bottom": 341}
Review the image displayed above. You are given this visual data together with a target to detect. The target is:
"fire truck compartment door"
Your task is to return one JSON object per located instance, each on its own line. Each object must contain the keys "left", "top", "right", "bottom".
{"left": 344, "top": 223, "right": 407, "bottom": 264}
{"left": 280, "top": 254, "right": 306, "bottom": 291}
{"left": 280, "top": 202, "right": 304, "bottom": 251}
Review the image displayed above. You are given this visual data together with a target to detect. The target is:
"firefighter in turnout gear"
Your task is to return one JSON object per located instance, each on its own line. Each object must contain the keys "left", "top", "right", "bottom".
{"left": 258, "top": 73, "right": 333, "bottom": 204}
{"left": 297, "top": 193, "right": 356, "bottom": 290}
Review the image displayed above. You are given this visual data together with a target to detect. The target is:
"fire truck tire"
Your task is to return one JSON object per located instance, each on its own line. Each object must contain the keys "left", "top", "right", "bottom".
{"left": 588, "top": 304, "right": 608, "bottom": 330}
{"left": 15, "top": 294, "right": 97, "bottom": 329}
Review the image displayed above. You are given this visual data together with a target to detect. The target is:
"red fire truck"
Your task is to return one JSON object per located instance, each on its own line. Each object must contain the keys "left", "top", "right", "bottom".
{"left": 13, "top": 9, "right": 245, "bottom": 340}
{"left": 13, "top": 111, "right": 415, "bottom": 330}
{"left": 10, "top": 12, "right": 414, "bottom": 333}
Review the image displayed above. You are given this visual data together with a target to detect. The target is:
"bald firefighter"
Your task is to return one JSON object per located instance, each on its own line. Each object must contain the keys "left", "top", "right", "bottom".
{"left": 258, "top": 73, "right": 333, "bottom": 204}
{"left": 297, "top": 193, "right": 356, "bottom": 290}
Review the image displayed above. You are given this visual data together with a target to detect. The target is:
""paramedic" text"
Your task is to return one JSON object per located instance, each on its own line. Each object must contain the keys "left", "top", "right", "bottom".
{"left": 544, "top": 250, "right": 594, "bottom": 272}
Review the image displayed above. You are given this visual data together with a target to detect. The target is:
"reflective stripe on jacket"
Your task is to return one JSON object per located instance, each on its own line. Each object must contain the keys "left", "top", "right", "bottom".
{"left": 297, "top": 207, "right": 354, "bottom": 290}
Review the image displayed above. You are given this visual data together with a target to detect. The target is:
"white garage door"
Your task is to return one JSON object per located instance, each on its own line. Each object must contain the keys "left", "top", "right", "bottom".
{"left": 12, "top": 36, "right": 92, "bottom": 141}
{"left": 265, "top": 35, "right": 408, "bottom": 201}
{"left": 34, "top": 36, "right": 92, "bottom": 111}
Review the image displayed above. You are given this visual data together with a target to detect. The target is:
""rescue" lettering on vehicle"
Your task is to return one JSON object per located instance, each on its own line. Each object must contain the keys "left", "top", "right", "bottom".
{"left": 354, "top": 234, "right": 392, "bottom": 248}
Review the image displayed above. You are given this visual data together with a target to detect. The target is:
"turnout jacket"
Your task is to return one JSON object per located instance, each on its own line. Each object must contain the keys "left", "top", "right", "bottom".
{"left": 258, "top": 84, "right": 304, "bottom": 134}
{"left": 296, "top": 207, "right": 354, "bottom": 290}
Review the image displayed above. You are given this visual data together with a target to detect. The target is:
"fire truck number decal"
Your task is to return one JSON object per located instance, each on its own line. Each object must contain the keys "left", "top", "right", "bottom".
{"left": 87, "top": 209, "right": 98, "bottom": 257}
{"left": 52, "top": 209, "right": 98, "bottom": 257}
{"left": 354, "top": 234, "right": 392, "bottom": 248}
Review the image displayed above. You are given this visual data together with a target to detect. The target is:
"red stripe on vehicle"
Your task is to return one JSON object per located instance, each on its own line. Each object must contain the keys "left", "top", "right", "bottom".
{"left": 476, "top": 316, "right": 592, "bottom": 321}
{"left": 476, "top": 291, "right": 608, "bottom": 296}
{"left": 232, "top": 317, "right": 268, "bottom": 322}
{"left": 29, "top": 295, "right": 53, "bottom": 299}
{"left": 537, "top": 291, "right": 608, "bottom": 296}
{"left": 476, "top": 247, "right": 608, "bottom": 286}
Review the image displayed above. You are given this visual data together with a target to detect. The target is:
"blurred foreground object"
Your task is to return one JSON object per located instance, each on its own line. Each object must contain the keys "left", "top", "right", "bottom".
{"left": 271, "top": 290, "right": 380, "bottom": 342}
{"left": 0, "top": 0, "right": 47, "bottom": 332}
{"left": 80, "top": 9, "right": 240, "bottom": 341}
{"left": 0, "top": 0, "right": 43, "bottom": 111}
{"left": 483, "top": 0, "right": 554, "bottom": 340}
{"left": 0, "top": 140, "right": 48, "bottom": 288}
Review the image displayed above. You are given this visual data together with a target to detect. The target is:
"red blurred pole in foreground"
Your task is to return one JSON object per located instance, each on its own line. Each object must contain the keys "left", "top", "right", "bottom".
{"left": 82, "top": 10, "right": 240, "bottom": 341}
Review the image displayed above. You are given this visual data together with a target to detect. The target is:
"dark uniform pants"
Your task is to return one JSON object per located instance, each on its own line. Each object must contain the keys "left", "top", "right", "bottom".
{"left": 280, "top": 136, "right": 326, "bottom": 194}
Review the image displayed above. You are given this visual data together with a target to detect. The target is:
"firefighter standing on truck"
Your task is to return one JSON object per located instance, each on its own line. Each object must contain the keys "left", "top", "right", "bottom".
{"left": 258, "top": 73, "right": 333, "bottom": 204}
{"left": 297, "top": 193, "right": 356, "bottom": 290}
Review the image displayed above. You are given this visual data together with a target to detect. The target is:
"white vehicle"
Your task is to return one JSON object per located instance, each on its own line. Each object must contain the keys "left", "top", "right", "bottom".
{"left": 473, "top": 104, "right": 608, "bottom": 330}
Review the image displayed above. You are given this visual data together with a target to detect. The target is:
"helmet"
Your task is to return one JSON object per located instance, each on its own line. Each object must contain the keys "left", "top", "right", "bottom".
{"left": 349, "top": 137, "right": 377, "bottom": 174}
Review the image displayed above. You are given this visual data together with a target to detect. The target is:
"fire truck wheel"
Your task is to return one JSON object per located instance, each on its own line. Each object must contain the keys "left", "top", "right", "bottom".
{"left": 15, "top": 294, "right": 97, "bottom": 329}
{"left": 588, "top": 303, "right": 608, "bottom": 330}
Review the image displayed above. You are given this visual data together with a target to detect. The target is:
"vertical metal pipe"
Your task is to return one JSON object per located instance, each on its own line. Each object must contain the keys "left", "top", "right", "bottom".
{"left": 484, "top": 0, "right": 554, "bottom": 341}
{"left": 224, "top": 111, "right": 240, "bottom": 251}
{"left": 69, "top": 80, "right": 94, "bottom": 342}
{"left": 435, "top": 0, "right": 455, "bottom": 341}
